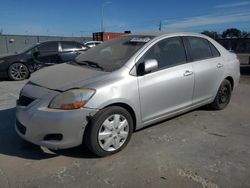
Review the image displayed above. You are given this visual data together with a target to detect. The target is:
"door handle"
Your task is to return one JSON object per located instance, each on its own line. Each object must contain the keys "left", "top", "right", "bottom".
{"left": 216, "top": 63, "right": 223, "bottom": 68}
{"left": 183, "top": 70, "right": 193, "bottom": 76}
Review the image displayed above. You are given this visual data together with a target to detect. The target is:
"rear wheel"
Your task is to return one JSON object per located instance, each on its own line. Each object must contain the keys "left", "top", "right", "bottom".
{"left": 84, "top": 106, "right": 133, "bottom": 157}
{"left": 210, "top": 79, "right": 232, "bottom": 110}
{"left": 8, "top": 63, "right": 29, "bottom": 81}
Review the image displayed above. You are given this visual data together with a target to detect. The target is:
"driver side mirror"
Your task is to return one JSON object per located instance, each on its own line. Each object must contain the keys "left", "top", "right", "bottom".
{"left": 138, "top": 59, "right": 158, "bottom": 75}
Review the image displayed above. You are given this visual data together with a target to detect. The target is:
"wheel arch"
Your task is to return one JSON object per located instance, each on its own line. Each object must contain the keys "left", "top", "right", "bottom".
{"left": 8, "top": 61, "right": 30, "bottom": 70}
{"left": 83, "top": 103, "right": 136, "bottom": 156}
{"left": 225, "top": 76, "right": 234, "bottom": 90}
{"left": 10, "top": 60, "right": 29, "bottom": 66}
{"left": 104, "top": 103, "right": 137, "bottom": 132}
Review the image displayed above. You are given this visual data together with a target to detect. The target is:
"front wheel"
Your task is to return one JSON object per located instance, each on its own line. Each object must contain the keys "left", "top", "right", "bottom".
{"left": 84, "top": 106, "right": 133, "bottom": 157}
{"left": 8, "top": 63, "right": 29, "bottom": 81}
{"left": 210, "top": 79, "right": 232, "bottom": 110}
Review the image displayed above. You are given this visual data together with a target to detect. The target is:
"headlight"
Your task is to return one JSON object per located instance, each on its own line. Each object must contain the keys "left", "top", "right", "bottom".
{"left": 0, "top": 59, "right": 5, "bottom": 64}
{"left": 49, "top": 89, "right": 95, "bottom": 110}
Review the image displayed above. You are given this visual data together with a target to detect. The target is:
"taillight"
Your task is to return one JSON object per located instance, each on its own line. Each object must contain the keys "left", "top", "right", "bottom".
{"left": 236, "top": 57, "right": 240, "bottom": 64}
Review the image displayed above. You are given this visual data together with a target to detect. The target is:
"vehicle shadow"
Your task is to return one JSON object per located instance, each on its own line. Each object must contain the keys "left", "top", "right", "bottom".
{"left": 0, "top": 78, "right": 10, "bottom": 82}
{"left": 51, "top": 143, "right": 96, "bottom": 159}
{"left": 0, "top": 107, "right": 96, "bottom": 160}
{"left": 137, "top": 105, "right": 213, "bottom": 132}
{"left": 240, "top": 65, "right": 250, "bottom": 75}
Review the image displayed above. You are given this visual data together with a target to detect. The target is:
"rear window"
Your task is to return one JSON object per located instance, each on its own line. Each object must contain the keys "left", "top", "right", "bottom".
{"left": 187, "top": 37, "right": 213, "bottom": 61}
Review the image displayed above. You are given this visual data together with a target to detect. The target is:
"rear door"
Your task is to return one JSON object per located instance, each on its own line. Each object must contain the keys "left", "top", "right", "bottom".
{"left": 184, "top": 36, "right": 224, "bottom": 104}
{"left": 137, "top": 37, "right": 194, "bottom": 122}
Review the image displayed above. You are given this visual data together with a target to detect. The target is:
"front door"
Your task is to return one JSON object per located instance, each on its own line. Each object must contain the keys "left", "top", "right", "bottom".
{"left": 137, "top": 37, "right": 194, "bottom": 122}
{"left": 33, "top": 41, "right": 59, "bottom": 68}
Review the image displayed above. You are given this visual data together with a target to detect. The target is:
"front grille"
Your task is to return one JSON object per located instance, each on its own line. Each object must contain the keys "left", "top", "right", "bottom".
{"left": 44, "top": 134, "right": 63, "bottom": 141}
{"left": 16, "top": 120, "right": 26, "bottom": 135}
{"left": 17, "top": 95, "right": 35, "bottom": 106}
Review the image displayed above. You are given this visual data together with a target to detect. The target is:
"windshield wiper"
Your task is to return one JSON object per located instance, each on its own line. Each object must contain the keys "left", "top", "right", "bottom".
{"left": 71, "top": 60, "right": 104, "bottom": 71}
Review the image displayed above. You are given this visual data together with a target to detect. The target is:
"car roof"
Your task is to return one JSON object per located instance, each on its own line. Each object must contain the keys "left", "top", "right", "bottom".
{"left": 38, "top": 40, "right": 82, "bottom": 44}
{"left": 129, "top": 32, "right": 206, "bottom": 38}
{"left": 85, "top": 41, "right": 102, "bottom": 43}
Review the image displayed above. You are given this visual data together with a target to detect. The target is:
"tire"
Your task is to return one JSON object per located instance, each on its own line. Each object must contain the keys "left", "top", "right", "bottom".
{"left": 8, "top": 62, "right": 29, "bottom": 81}
{"left": 84, "top": 106, "right": 133, "bottom": 157}
{"left": 210, "top": 79, "right": 232, "bottom": 110}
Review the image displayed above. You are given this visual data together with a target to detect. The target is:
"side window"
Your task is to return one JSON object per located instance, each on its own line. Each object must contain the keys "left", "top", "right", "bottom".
{"left": 187, "top": 37, "right": 213, "bottom": 61}
{"left": 209, "top": 42, "right": 220, "bottom": 57}
{"left": 61, "top": 42, "right": 81, "bottom": 51}
{"left": 37, "top": 42, "right": 58, "bottom": 53}
{"left": 140, "top": 37, "right": 187, "bottom": 69}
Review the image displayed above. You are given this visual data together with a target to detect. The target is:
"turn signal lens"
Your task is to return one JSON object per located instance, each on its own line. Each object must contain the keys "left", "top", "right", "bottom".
{"left": 60, "top": 100, "right": 86, "bottom": 110}
{"left": 49, "top": 89, "right": 95, "bottom": 110}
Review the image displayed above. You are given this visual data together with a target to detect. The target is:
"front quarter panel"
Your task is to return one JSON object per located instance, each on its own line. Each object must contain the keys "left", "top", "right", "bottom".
{"left": 84, "top": 69, "right": 142, "bottom": 129}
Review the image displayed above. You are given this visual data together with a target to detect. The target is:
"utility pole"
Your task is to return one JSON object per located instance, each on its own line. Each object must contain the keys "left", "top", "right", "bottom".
{"left": 159, "top": 20, "right": 162, "bottom": 31}
{"left": 101, "top": 1, "right": 112, "bottom": 32}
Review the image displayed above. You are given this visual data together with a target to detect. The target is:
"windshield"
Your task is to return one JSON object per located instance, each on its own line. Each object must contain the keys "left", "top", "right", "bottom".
{"left": 75, "top": 35, "right": 154, "bottom": 72}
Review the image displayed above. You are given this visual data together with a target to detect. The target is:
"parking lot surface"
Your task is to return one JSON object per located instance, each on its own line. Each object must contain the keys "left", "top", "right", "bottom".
{"left": 0, "top": 69, "right": 250, "bottom": 188}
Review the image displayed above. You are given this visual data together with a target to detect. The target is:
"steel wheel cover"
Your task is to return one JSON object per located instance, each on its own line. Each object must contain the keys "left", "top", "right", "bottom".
{"left": 98, "top": 114, "right": 129, "bottom": 151}
{"left": 218, "top": 85, "right": 230, "bottom": 104}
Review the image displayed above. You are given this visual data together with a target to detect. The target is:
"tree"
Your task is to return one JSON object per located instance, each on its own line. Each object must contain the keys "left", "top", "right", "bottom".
{"left": 222, "top": 28, "right": 241, "bottom": 38}
{"left": 201, "top": 30, "right": 219, "bottom": 39}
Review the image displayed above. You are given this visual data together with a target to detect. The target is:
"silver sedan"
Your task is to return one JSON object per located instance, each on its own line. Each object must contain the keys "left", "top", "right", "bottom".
{"left": 16, "top": 32, "right": 240, "bottom": 156}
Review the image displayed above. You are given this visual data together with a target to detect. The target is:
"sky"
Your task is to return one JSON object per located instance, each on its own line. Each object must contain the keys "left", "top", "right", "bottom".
{"left": 0, "top": 0, "right": 250, "bottom": 36}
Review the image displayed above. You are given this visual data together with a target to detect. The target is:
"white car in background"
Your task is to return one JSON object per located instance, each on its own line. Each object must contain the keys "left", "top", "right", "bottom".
{"left": 84, "top": 41, "right": 103, "bottom": 48}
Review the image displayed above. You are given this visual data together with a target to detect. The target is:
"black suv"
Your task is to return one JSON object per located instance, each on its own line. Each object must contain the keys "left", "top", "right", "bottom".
{"left": 0, "top": 41, "right": 89, "bottom": 80}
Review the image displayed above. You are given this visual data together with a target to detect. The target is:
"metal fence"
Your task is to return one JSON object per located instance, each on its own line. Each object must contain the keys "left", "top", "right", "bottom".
{"left": 217, "top": 38, "right": 250, "bottom": 64}
{"left": 0, "top": 34, "right": 91, "bottom": 56}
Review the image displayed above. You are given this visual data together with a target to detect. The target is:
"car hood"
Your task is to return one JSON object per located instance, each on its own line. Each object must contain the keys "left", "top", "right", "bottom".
{"left": 0, "top": 53, "right": 19, "bottom": 59}
{"left": 30, "top": 63, "right": 108, "bottom": 91}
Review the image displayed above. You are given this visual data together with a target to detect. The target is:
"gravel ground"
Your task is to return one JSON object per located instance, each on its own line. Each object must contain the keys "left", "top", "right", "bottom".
{"left": 0, "top": 67, "right": 250, "bottom": 188}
